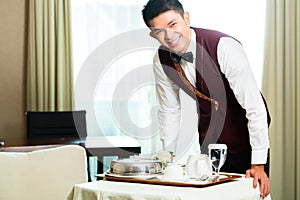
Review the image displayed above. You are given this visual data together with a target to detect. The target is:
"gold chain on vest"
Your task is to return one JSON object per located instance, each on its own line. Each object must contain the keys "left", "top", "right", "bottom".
{"left": 170, "top": 52, "right": 219, "bottom": 111}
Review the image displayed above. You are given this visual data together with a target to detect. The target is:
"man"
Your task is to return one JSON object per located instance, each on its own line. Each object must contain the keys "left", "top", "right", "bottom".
{"left": 142, "top": 0, "right": 271, "bottom": 197}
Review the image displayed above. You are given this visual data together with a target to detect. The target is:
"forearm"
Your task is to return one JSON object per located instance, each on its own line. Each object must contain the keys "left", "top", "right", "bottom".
{"left": 158, "top": 109, "right": 181, "bottom": 152}
{"left": 153, "top": 51, "right": 182, "bottom": 153}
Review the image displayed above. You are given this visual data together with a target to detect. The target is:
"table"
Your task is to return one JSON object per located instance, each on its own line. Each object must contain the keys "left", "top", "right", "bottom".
{"left": 0, "top": 137, "right": 83, "bottom": 146}
{"left": 83, "top": 136, "right": 141, "bottom": 175}
{"left": 66, "top": 176, "right": 272, "bottom": 200}
{"left": 0, "top": 136, "right": 141, "bottom": 179}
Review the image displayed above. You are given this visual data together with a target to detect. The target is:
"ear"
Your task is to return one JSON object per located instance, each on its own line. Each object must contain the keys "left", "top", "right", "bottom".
{"left": 183, "top": 11, "right": 190, "bottom": 26}
{"left": 149, "top": 31, "right": 157, "bottom": 39}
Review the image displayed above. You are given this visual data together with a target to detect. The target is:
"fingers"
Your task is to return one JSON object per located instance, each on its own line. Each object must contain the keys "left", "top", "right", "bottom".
{"left": 259, "top": 174, "right": 270, "bottom": 198}
{"left": 252, "top": 173, "right": 258, "bottom": 188}
{"left": 246, "top": 169, "right": 258, "bottom": 188}
{"left": 246, "top": 167, "right": 270, "bottom": 197}
{"left": 252, "top": 170, "right": 270, "bottom": 197}
{"left": 245, "top": 169, "right": 251, "bottom": 178}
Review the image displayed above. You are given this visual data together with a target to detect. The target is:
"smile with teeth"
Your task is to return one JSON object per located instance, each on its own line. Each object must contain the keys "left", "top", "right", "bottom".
{"left": 167, "top": 35, "right": 181, "bottom": 46}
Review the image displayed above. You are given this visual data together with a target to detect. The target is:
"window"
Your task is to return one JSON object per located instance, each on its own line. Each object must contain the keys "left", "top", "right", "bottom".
{"left": 71, "top": 0, "right": 266, "bottom": 158}
{"left": 184, "top": 0, "right": 266, "bottom": 87}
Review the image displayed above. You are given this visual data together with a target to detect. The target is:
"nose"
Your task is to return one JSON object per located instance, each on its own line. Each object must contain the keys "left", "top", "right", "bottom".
{"left": 164, "top": 28, "right": 174, "bottom": 40}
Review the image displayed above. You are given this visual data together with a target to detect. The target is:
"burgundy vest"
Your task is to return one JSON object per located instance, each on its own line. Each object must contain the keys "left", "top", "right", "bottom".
{"left": 158, "top": 27, "right": 270, "bottom": 154}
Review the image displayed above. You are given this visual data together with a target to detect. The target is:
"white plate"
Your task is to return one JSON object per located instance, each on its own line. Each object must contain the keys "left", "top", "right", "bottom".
{"left": 104, "top": 171, "right": 161, "bottom": 180}
{"left": 158, "top": 174, "right": 228, "bottom": 183}
{"left": 158, "top": 177, "right": 189, "bottom": 182}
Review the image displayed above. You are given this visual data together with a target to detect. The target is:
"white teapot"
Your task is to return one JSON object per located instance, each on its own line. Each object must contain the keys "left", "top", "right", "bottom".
{"left": 185, "top": 152, "right": 212, "bottom": 179}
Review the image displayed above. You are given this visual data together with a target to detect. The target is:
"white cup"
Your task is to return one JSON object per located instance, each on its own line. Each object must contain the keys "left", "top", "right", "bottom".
{"left": 163, "top": 164, "right": 186, "bottom": 180}
{"left": 185, "top": 153, "right": 212, "bottom": 179}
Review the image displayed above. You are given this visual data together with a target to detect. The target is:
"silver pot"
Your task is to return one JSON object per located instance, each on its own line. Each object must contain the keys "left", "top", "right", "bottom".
{"left": 109, "top": 158, "right": 162, "bottom": 176}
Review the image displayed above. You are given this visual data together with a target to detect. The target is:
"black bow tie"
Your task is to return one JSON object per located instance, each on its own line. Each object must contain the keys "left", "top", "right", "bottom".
{"left": 171, "top": 52, "right": 193, "bottom": 63}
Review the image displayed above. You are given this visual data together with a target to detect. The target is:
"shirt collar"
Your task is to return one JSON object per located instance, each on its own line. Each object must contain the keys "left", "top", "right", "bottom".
{"left": 182, "top": 29, "right": 196, "bottom": 64}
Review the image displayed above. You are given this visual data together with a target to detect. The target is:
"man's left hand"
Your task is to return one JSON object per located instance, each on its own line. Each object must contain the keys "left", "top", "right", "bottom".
{"left": 246, "top": 164, "right": 270, "bottom": 198}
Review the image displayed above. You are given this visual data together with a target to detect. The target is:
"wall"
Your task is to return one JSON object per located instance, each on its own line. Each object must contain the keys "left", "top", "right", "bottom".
{"left": 0, "top": 0, "right": 27, "bottom": 140}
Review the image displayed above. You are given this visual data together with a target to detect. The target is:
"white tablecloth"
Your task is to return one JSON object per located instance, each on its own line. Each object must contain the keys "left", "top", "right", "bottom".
{"left": 67, "top": 176, "right": 271, "bottom": 200}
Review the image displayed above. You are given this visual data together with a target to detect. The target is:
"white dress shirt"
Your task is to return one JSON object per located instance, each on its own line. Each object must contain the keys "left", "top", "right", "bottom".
{"left": 153, "top": 30, "right": 270, "bottom": 164}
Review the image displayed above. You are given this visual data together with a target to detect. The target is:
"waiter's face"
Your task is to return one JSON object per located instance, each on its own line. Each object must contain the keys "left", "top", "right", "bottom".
{"left": 149, "top": 10, "right": 191, "bottom": 54}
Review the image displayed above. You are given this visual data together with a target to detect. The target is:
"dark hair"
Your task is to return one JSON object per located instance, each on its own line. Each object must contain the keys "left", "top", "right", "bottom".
{"left": 142, "top": 0, "right": 184, "bottom": 27}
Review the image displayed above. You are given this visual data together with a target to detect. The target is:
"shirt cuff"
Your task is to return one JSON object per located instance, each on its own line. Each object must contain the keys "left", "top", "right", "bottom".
{"left": 251, "top": 148, "right": 269, "bottom": 164}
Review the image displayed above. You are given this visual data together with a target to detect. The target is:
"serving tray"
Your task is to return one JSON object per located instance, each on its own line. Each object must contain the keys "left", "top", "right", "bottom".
{"left": 97, "top": 173, "right": 242, "bottom": 188}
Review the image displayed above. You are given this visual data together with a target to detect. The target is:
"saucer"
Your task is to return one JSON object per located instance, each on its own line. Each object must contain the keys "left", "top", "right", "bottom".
{"left": 159, "top": 175, "right": 188, "bottom": 182}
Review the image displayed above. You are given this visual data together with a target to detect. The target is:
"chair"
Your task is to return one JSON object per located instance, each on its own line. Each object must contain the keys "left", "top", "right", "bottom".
{"left": 0, "top": 145, "right": 88, "bottom": 200}
{"left": 26, "top": 110, "right": 87, "bottom": 140}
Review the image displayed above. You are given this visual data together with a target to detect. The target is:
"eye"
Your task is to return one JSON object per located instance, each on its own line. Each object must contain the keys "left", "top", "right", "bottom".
{"left": 155, "top": 30, "right": 162, "bottom": 34}
{"left": 153, "top": 29, "right": 164, "bottom": 36}
{"left": 170, "top": 22, "right": 177, "bottom": 28}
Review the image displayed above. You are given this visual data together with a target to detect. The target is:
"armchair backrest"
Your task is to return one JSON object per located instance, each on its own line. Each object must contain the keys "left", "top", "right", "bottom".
{"left": 0, "top": 145, "right": 88, "bottom": 200}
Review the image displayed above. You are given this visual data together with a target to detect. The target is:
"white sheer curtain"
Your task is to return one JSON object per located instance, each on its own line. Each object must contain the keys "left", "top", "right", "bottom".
{"left": 71, "top": 0, "right": 160, "bottom": 156}
{"left": 184, "top": 0, "right": 266, "bottom": 87}
{"left": 71, "top": 0, "right": 266, "bottom": 158}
